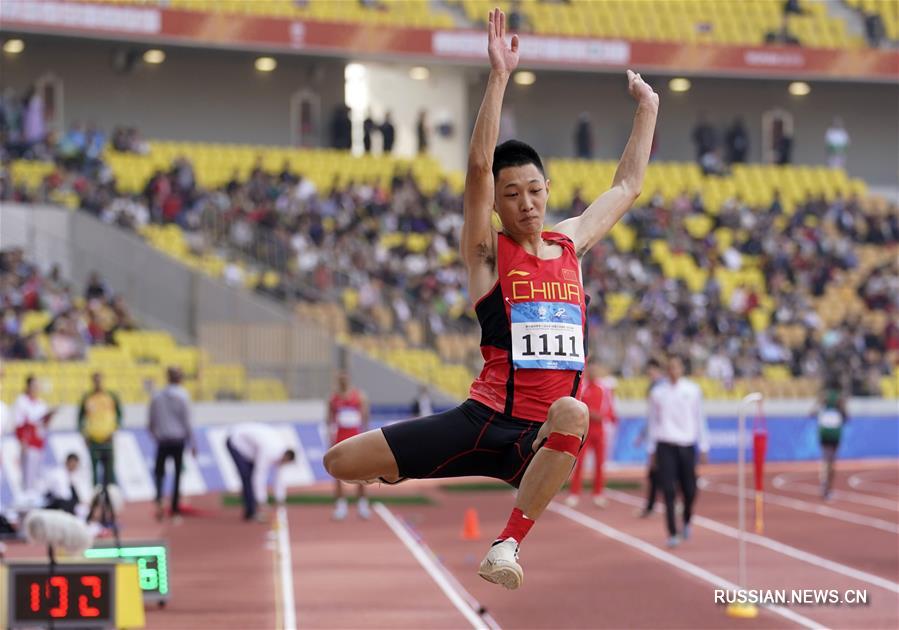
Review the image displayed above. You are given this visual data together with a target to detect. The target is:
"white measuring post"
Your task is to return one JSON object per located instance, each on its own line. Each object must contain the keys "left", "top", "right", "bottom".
{"left": 737, "top": 392, "right": 763, "bottom": 591}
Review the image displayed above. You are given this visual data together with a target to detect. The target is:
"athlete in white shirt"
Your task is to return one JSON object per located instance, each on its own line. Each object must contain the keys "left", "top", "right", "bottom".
{"left": 226, "top": 423, "right": 295, "bottom": 522}
{"left": 647, "top": 355, "right": 709, "bottom": 547}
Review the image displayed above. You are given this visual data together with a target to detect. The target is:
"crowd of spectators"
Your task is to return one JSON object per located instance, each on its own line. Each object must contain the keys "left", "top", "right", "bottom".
{"left": 1, "top": 96, "right": 896, "bottom": 395}
{"left": 0, "top": 249, "right": 136, "bottom": 362}
{"left": 584, "top": 189, "right": 898, "bottom": 395}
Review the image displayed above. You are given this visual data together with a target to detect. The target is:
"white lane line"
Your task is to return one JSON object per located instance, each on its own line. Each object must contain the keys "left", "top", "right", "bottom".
{"left": 548, "top": 503, "right": 823, "bottom": 629}
{"left": 710, "top": 482, "right": 899, "bottom": 534}
{"left": 373, "top": 502, "right": 492, "bottom": 630}
{"left": 848, "top": 472, "right": 899, "bottom": 496}
{"left": 275, "top": 506, "right": 297, "bottom": 630}
{"left": 605, "top": 490, "right": 899, "bottom": 594}
{"left": 772, "top": 473, "right": 898, "bottom": 511}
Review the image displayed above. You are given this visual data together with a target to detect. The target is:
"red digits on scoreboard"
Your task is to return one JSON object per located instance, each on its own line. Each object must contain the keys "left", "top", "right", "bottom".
{"left": 79, "top": 576, "right": 102, "bottom": 617}
{"left": 30, "top": 583, "right": 41, "bottom": 612}
{"left": 47, "top": 576, "right": 69, "bottom": 618}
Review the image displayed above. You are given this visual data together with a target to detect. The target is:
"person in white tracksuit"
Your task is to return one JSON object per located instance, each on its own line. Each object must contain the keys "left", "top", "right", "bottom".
{"left": 226, "top": 423, "right": 295, "bottom": 522}
{"left": 13, "top": 375, "right": 57, "bottom": 494}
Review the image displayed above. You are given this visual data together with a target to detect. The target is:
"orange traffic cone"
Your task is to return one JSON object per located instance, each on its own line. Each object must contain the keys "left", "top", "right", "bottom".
{"left": 461, "top": 507, "right": 482, "bottom": 541}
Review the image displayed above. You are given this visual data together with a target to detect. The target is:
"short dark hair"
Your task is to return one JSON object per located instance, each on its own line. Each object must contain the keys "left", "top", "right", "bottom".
{"left": 492, "top": 140, "right": 545, "bottom": 180}
{"left": 283, "top": 449, "right": 296, "bottom": 463}
{"left": 25, "top": 374, "right": 35, "bottom": 388}
{"left": 66, "top": 453, "right": 80, "bottom": 464}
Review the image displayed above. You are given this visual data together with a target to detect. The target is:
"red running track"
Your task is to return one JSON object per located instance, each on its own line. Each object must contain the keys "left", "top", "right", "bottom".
{"left": 3, "top": 460, "right": 896, "bottom": 628}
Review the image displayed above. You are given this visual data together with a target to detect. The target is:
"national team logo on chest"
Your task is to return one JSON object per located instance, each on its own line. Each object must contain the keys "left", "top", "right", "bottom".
{"left": 510, "top": 279, "right": 581, "bottom": 303}
{"left": 562, "top": 268, "right": 578, "bottom": 282}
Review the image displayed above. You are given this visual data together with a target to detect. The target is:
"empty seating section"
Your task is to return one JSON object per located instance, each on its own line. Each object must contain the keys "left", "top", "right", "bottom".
{"left": 459, "top": 0, "right": 861, "bottom": 49}
{"left": 546, "top": 159, "right": 868, "bottom": 216}
{"left": 106, "top": 141, "right": 462, "bottom": 197}
{"left": 85, "top": 0, "right": 455, "bottom": 29}
{"left": 2, "top": 332, "right": 287, "bottom": 406}
{"left": 88, "top": 0, "right": 869, "bottom": 48}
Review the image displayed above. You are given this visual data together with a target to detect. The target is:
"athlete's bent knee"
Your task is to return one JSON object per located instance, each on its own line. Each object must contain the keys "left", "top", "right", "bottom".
{"left": 548, "top": 396, "right": 589, "bottom": 436}
{"left": 323, "top": 442, "right": 352, "bottom": 480}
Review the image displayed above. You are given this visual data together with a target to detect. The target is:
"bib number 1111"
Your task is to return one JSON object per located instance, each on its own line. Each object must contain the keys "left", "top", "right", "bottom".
{"left": 520, "top": 333, "right": 580, "bottom": 358}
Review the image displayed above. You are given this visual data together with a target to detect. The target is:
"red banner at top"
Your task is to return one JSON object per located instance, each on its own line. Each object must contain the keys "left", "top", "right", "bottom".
{"left": 2, "top": 0, "right": 897, "bottom": 81}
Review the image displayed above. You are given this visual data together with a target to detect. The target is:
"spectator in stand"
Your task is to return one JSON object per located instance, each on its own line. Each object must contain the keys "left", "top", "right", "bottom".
{"left": 507, "top": 0, "right": 530, "bottom": 32}
{"left": 700, "top": 147, "right": 728, "bottom": 176}
{"left": 330, "top": 105, "right": 352, "bottom": 150}
{"left": 783, "top": 0, "right": 804, "bottom": 16}
{"left": 416, "top": 110, "right": 429, "bottom": 154}
{"left": 724, "top": 117, "right": 749, "bottom": 164}
{"left": 765, "top": 16, "right": 800, "bottom": 45}
{"left": 574, "top": 112, "right": 593, "bottom": 159}
{"left": 691, "top": 113, "right": 717, "bottom": 163}
{"left": 864, "top": 11, "right": 886, "bottom": 48}
{"left": 825, "top": 117, "right": 850, "bottom": 169}
{"left": 363, "top": 111, "right": 377, "bottom": 154}
{"left": 381, "top": 111, "right": 396, "bottom": 154}
{"left": 14, "top": 375, "right": 57, "bottom": 493}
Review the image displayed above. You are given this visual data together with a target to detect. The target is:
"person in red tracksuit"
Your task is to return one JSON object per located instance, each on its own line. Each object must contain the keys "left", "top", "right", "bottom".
{"left": 327, "top": 371, "right": 370, "bottom": 521}
{"left": 566, "top": 360, "right": 617, "bottom": 507}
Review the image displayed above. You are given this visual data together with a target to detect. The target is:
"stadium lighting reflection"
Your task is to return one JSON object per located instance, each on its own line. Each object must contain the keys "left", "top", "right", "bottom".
{"left": 409, "top": 66, "right": 430, "bottom": 80}
{"left": 669, "top": 77, "right": 691, "bottom": 92}
{"left": 3, "top": 39, "right": 25, "bottom": 54}
{"left": 514, "top": 71, "right": 536, "bottom": 86}
{"left": 788, "top": 81, "right": 811, "bottom": 96}
{"left": 143, "top": 49, "right": 165, "bottom": 64}
{"left": 255, "top": 57, "right": 277, "bottom": 72}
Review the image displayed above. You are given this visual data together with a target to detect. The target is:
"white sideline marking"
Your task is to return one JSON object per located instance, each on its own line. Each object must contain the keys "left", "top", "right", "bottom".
{"left": 275, "top": 506, "right": 297, "bottom": 630}
{"left": 605, "top": 489, "right": 899, "bottom": 594}
{"left": 772, "top": 473, "right": 898, "bottom": 511}
{"left": 374, "top": 503, "right": 491, "bottom": 630}
{"left": 549, "top": 503, "right": 822, "bottom": 629}
{"left": 710, "top": 482, "right": 899, "bottom": 534}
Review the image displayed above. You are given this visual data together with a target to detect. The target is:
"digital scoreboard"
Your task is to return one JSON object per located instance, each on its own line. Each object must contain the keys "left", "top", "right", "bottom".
{"left": 84, "top": 541, "right": 170, "bottom": 604}
{"left": 6, "top": 563, "right": 116, "bottom": 628}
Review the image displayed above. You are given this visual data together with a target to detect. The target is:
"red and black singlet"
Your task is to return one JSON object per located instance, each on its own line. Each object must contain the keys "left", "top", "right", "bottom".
{"left": 469, "top": 231, "right": 589, "bottom": 422}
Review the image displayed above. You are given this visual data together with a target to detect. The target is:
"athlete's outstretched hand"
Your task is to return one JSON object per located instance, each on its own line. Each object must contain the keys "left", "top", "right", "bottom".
{"left": 627, "top": 70, "right": 659, "bottom": 108}
{"left": 487, "top": 7, "right": 519, "bottom": 75}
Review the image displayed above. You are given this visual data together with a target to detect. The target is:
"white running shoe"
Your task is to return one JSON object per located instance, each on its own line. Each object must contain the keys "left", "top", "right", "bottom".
{"left": 564, "top": 495, "right": 579, "bottom": 507}
{"left": 332, "top": 498, "right": 348, "bottom": 521}
{"left": 592, "top": 496, "right": 608, "bottom": 508}
{"left": 478, "top": 538, "right": 523, "bottom": 590}
{"left": 357, "top": 497, "right": 371, "bottom": 520}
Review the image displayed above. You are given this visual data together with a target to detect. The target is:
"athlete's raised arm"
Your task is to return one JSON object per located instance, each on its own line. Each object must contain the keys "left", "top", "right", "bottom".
{"left": 554, "top": 70, "right": 659, "bottom": 257}
{"left": 461, "top": 8, "right": 519, "bottom": 289}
